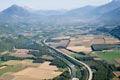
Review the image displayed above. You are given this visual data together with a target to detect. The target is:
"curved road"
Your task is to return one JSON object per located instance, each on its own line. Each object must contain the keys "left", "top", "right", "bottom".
{"left": 43, "top": 39, "right": 93, "bottom": 80}
{"left": 48, "top": 47, "right": 78, "bottom": 79}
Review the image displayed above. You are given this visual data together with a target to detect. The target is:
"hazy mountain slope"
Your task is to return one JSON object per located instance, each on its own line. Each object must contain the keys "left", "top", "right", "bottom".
{"left": 64, "top": 6, "right": 96, "bottom": 18}
{"left": 99, "top": 7, "right": 120, "bottom": 24}
{"left": 2, "top": 4, "right": 30, "bottom": 16}
{"left": 0, "top": 0, "right": 120, "bottom": 27}
{"left": 93, "top": 0, "right": 120, "bottom": 14}
{"left": 110, "top": 26, "right": 120, "bottom": 39}
{"left": 0, "top": 5, "right": 32, "bottom": 24}
{"left": 97, "top": 25, "right": 120, "bottom": 39}
{"left": 35, "top": 10, "right": 67, "bottom": 16}
{"left": 62, "top": 0, "right": 120, "bottom": 24}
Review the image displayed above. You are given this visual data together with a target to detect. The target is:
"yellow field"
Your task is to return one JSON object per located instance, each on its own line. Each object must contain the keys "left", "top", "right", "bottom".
{"left": 2, "top": 60, "right": 39, "bottom": 67}
{"left": 12, "top": 62, "right": 62, "bottom": 80}
{"left": 113, "top": 71, "right": 120, "bottom": 78}
{"left": 52, "top": 36, "right": 70, "bottom": 40}
{"left": 11, "top": 53, "right": 33, "bottom": 58}
{"left": 67, "top": 35, "right": 93, "bottom": 53}
{"left": 67, "top": 46, "right": 92, "bottom": 53}
{"left": 112, "top": 77, "right": 120, "bottom": 80}
{"left": 13, "top": 49, "right": 29, "bottom": 53}
{"left": 92, "top": 38, "right": 105, "bottom": 44}
{"left": 115, "top": 59, "right": 120, "bottom": 64}
{"left": 58, "top": 49, "right": 73, "bottom": 55}
{"left": 105, "top": 38, "right": 120, "bottom": 44}
{"left": 0, "top": 78, "right": 4, "bottom": 80}
{"left": 1, "top": 61, "right": 62, "bottom": 80}
{"left": 0, "top": 66, "right": 6, "bottom": 70}
{"left": 11, "top": 49, "right": 33, "bottom": 58}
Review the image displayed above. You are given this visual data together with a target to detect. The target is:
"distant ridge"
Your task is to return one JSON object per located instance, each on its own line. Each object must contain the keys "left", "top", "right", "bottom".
{"left": 0, "top": 0, "right": 120, "bottom": 25}
{"left": 1, "top": 4, "right": 30, "bottom": 16}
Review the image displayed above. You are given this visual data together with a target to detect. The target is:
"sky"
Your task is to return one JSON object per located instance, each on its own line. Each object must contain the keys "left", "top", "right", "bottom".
{"left": 0, "top": 0, "right": 112, "bottom": 11}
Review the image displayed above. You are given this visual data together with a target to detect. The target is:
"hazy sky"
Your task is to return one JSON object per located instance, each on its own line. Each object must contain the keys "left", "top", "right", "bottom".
{"left": 0, "top": 0, "right": 112, "bottom": 11}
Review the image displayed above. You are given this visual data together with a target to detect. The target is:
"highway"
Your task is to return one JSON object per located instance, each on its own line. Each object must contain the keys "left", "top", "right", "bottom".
{"left": 48, "top": 47, "right": 78, "bottom": 79}
{"left": 43, "top": 39, "right": 93, "bottom": 80}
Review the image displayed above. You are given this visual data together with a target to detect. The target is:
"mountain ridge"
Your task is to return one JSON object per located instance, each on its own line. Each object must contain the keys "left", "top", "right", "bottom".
{"left": 0, "top": 0, "right": 120, "bottom": 25}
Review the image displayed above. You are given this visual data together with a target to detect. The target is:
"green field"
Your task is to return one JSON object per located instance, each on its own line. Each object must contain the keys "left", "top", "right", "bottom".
{"left": 97, "top": 49, "right": 120, "bottom": 64}
{"left": 97, "top": 51, "right": 120, "bottom": 59}
{"left": 75, "top": 44, "right": 82, "bottom": 46}
{"left": 70, "top": 53, "right": 82, "bottom": 57}
{"left": 0, "top": 66, "right": 25, "bottom": 76}
{"left": 0, "top": 60, "right": 4, "bottom": 64}
{"left": 58, "top": 68, "right": 67, "bottom": 72}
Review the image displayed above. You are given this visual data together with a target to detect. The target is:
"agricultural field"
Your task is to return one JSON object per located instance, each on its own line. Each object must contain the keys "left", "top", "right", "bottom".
{"left": 113, "top": 71, "right": 120, "bottom": 77}
{"left": 0, "top": 61, "right": 4, "bottom": 64}
{"left": 67, "top": 46, "right": 92, "bottom": 53}
{"left": 97, "top": 50, "right": 120, "bottom": 59}
{"left": 13, "top": 49, "right": 29, "bottom": 53}
{"left": 11, "top": 49, "right": 33, "bottom": 58}
{"left": 58, "top": 48, "right": 84, "bottom": 59}
{"left": 0, "top": 66, "right": 25, "bottom": 76}
{"left": 0, "top": 60, "right": 62, "bottom": 80}
{"left": 41, "top": 55, "right": 54, "bottom": 60}
{"left": 57, "top": 39, "right": 70, "bottom": 48}
{"left": 58, "top": 49, "right": 73, "bottom": 55}
{"left": 69, "top": 35, "right": 94, "bottom": 47}
{"left": 0, "top": 60, "right": 37, "bottom": 76}
{"left": 69, "top": 53, "right": 83, "bottom": 57}
{"left": 47, "top": 39, "right": 70, "bottom": 48}
{"left": 66, "top": 35, "right": 94, "bottom": 53}
{"left": 48, "top": 35, "right": 120, "bottom": 55}
{"left": 0, "top": 51, "right": 10, "bottom": 55}
{"left": 115, "top": 59, "right": 120, "bottom": 64}
{"left": 95, "top": 49, "right": 120, "bottom": 64}
{"left": 112, "top": 77, "right": 120, "bottom": 80}
{"left": 52, "top": 36, "right": 70, "bottom": 40}
{"left": 1, "top": 60, "right": 39, "bottom": 67}
{"left": 47, "top": 42, "right": 60, "bottom": 47}
{"left": 91, "top": 37, "right": 120, "bottom": 51}
{"left": 92, "top": 38, "right": 105, "bottom": 44}
{"left": 104, "top": 38, "right": 120, "bottom": 44}
{"left": 12, "top": 62, "right": 62, "bottom": 80}
{"left": 91, "top": 44, "right": 117, "bottom": 51}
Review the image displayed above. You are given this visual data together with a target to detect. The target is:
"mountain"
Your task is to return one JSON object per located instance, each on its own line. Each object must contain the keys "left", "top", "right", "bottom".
{"left": 99, "top": 7, "right": 120, "bottom": 24}
{"left": 0, "top": 4, "right": 32, "bottom": 24}
{"left": 63, "top": 0, "right": 120, "bottom": 20}
{"left": 97, "top": 25, "right": 120, "bottom": 39}
{"left": 64, "top": 5, "right": 96, "bottom": 18}
{"left": 0, "top": 5, "right": 43, "bottom": 35}
{"left": 1, "top": 0, "right": 120, "bottom": 26}
{"left": 1, "top": 4, "right": 30, "bottom": 17}
{"left": 94, "top": 0, "right": 120, "bottom": 15}
{"left": 63, "top": 0, "right": 120, "bottom": 23}
{"left": 35, "top": 10, "right": 67, "bottom": 16}
{"left": 110, "top": 25, "right": 120, "bottom": 39}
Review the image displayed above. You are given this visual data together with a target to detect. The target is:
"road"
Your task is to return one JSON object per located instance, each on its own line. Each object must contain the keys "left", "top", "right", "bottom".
{"left": 43, "top": 39, "right": 93, "bottom": 80}
{"left": 47, "top": 43, "right": 79, "bottom": 80}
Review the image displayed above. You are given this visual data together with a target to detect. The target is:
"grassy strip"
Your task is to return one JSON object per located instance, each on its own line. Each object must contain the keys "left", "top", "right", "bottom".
{"left": 97, "top": 51, "right": 120, "bottom": 60}
{"left": 0, "top": 66, "right": 25, "bottom": 76}
{"left": 0, "top": 61, "right": 4, "bottom": 64}
{"left": 58, "top": 68, "right": 67, "bottom": 72}
{"left": 70, "top": 53, "right": 83, "bottom": 57}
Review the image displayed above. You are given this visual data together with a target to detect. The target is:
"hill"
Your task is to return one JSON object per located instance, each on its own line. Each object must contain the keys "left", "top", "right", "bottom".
{"left": 99, "top": 7, "right": 120, "bottom": 25}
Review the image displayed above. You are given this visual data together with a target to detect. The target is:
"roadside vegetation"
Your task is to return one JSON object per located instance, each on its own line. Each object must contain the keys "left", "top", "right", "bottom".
{"left": 53, "top": 70, "right": 71, "bottom": 80}
{"left": 75, "top": 56, "right": 114, "bottom": 80}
